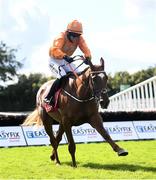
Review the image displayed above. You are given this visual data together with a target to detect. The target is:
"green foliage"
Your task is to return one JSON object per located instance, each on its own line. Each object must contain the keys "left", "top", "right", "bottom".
{"left": 107, "top": 66, "right": 156, "bottom": 96}
{"left": 107, "top": 71, "right": 131, "bottom": 95}
{"left": 0, "top": 73, "right": 50, "bottom": 111}
{"left": 0, "top": 41, "right": 22, "bottom": 82}
{"left": 131, "top": 67, "right": 156, "bottom": 85}
{"left": 0, "top": 141, "right": 156, "bottom": 179}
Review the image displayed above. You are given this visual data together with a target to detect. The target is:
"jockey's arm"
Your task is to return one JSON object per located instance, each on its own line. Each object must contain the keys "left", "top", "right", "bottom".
{"left": 79, "top": 36, "right": 91, "bottom": 60}
{"left": 49, "top": 33, "right": 66, "bottom": 59}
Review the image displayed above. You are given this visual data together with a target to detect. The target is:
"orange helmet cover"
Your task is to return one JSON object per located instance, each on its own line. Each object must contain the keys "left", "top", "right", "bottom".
{"left": 67, "top": 20, "right": 83, "bottom": 34}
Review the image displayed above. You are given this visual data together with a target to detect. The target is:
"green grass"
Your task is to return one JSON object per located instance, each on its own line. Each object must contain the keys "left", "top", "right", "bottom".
{"left": 0, "top": 140, "right": 156, "bottom": 179}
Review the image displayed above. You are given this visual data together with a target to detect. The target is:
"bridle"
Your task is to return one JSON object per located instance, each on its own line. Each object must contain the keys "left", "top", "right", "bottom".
{"left": 89, "top": 70, "right": 108, "bottom": 104}
{"left": 63, "top": 69, "right": 108, "bottom": 104}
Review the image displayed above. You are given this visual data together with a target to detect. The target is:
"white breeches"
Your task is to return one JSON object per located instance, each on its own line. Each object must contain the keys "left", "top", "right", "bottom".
{"left": 49, "top": 57, "right": 89, "bottom": 79}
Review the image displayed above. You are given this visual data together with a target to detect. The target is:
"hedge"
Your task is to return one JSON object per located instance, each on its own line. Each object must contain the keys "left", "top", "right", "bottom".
{"left": 0, "top": 111, "right": 156, "bottom": 126}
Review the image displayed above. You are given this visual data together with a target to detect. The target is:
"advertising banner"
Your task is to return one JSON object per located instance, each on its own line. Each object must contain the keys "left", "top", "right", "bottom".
{"left": 22, "top": 126, "right": 50, "bottom": 145}
{"left": 1, "top": 120, "right": 156, "bottom": 147}
{"left": 0, "top": 126, "right": 26, "bottom": 147}
{"left": 22, "top": 125, "right": 66, "bottom": 145}
{"left": 103, "top": 121, "right": 138, "bottom": 140}
{"left": 72, "top": 123, "right": 104, "bottom": 143}
{"left": 133, "top": 120, "right": 156, "bottom": 139}
{"left": 52, "top": 125, "right": 67, "bottom": 144}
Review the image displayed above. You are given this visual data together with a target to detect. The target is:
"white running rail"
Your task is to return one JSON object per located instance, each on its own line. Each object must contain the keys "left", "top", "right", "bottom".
{"left": 107, "top": 76, "right": 156, "bottom": 111}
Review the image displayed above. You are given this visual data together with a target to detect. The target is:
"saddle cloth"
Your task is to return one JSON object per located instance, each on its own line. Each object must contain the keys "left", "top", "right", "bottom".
{"left": 44, "top": 88, "right": 61, "bottom": 113}
{"left": 43, "top": 74, "right": 74, "bottom": 113}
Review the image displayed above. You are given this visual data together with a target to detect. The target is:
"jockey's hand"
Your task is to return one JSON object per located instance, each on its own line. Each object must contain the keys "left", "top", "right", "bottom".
{"left": 63, "top": 55, "right": 73, "bottom": 63}
{"left": 84, "top": 57, "right": 91, "bottom": 65}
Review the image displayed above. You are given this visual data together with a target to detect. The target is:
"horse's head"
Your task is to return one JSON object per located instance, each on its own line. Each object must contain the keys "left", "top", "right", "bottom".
{"left": 87, "top": 57, "right": 109, "bottom": 109}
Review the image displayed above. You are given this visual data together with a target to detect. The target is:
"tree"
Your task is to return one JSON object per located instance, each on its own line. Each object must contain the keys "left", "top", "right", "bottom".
{"left": 0, "top": 41, "right": 22, "bottom": 82}
{"left": 107, "top": 66, "right": 156, "bottom": 96}
{"left": 131, "top": 67, "right": 156, "bottom": 85}
{"left": 107, "top": 71, "right": 131, "bottom": 95}
{"left": 0, "top": 73, "right": 50, "bottom": 111}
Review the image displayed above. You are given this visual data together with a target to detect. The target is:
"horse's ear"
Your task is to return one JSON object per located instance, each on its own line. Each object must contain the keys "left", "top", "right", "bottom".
{"left": 100, "top": 57, "right": 104, "bottom": 68}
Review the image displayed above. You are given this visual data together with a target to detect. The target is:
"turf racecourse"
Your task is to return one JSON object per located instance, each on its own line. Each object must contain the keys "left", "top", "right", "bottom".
{"left": 0, "top": 140, "right": 156, "bottom": 179}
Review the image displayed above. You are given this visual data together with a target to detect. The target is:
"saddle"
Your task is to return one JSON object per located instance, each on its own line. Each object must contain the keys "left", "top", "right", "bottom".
{"left": 44, "top": 88, "right": 62, "bottom": 112}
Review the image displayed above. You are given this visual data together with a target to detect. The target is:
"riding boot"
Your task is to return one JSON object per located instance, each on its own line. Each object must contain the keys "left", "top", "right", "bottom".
{"left": 44, "top": 78, "right": 61, "bottom": 106}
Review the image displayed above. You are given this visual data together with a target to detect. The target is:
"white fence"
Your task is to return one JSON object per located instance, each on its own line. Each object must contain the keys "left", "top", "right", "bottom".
{"left": 107, "top": 76, "right": 156, "bottom": 112}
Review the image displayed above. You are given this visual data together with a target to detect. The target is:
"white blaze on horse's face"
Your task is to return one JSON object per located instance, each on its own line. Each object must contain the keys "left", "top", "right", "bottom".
{"left": 92, "top": 73, "right": 105, "bottom": 79}
{"left": 91, "top": 71, "right": 107, "bottom": 95}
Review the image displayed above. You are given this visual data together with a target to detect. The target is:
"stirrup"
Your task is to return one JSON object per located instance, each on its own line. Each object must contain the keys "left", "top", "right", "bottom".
{"left": 44, "top": 96, "right": 55, "bottom": 106}
{"left": 44, "top": 98, "right": 50, "bottom": 104}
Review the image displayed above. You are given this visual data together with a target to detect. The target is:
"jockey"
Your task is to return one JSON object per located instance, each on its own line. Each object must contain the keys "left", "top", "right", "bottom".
{"left": 44, "top": 20, "right": 92, "bottom": 106}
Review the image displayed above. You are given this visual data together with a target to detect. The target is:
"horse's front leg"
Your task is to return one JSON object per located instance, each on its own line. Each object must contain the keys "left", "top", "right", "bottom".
{"left": 89, "top": 113, "right": 128, "bottom": 156}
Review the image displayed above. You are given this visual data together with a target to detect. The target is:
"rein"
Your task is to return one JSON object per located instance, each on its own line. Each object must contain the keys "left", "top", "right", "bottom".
{"left": 59, "top": 55, "right": 108, "bottom": 104}
{"left": 68, "top": 63, "right": 82, "bottom": 83}
{"left": 62, "top": 70, "right": 107, "bottom": 103}
{"left": 61, "top": 67, "right": 95, "bottom": 103}
{"left": 59, "top": 55, "right": 85, "bottom": 84}
{"left": 62, "top": 89, "right": 94, "bottom": 102}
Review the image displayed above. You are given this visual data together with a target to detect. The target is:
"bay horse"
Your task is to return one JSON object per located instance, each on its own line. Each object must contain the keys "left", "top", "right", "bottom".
{"left": 23, "top": 57, "right": 128, "bottom": 167}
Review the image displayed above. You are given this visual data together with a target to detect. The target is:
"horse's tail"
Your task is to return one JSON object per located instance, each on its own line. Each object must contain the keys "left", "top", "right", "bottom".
{"left": 22, "top": 108, "right": 43, "bottom": 126}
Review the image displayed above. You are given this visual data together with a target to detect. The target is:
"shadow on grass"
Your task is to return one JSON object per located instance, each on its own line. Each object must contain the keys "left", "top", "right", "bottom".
{"left": 82, "top": 163, "right": 156, "bottom": 172}
{"left": 61, "top": 161, "right": 80, "bottom": 167}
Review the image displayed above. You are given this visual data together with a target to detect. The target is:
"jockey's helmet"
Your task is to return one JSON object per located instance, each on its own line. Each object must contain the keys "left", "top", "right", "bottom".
{"left": 67, "top": 20, "right": 83, "bottom": 34}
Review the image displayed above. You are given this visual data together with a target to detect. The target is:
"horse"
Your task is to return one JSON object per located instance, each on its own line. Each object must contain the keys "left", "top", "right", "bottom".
{"left": 23, "top": 57, "right": 128, "bottom": 167}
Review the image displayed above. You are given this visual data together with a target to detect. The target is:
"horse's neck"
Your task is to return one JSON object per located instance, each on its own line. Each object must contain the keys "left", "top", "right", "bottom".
{"left": 75, "top": 70, "right": 92, "bottom": 98}
{"left": 64, "top": 68, "right": 92, "bottom": 98}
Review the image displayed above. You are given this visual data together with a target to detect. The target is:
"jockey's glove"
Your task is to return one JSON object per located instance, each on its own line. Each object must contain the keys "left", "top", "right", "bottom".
{"left": 63, "top": 55, "right": 74, "bottom": 63}
{"left": 84, "top": 57, "right": 91, "bottom": 65}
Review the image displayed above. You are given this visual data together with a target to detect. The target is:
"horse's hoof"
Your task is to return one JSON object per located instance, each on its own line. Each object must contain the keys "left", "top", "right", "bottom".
{"left": 72, "top": 164, "right": 77, "bottom": 168}
{"left": 118, "top": 149, "right": 128, "bottom": 156}
{"left": 50, "top": 154, "right": 55, "bottom": 161}
{"left": 56, "top": 162, "right": 61, "bottom": 166}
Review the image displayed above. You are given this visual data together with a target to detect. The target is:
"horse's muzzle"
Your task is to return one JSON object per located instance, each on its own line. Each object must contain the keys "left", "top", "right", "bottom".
{"left": 100, "top": 98, "right": 110, "bottom": 109}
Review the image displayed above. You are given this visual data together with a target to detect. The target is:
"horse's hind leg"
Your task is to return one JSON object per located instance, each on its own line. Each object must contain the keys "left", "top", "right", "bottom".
{"left": 51, "top": 124, "right": 64, "bottom": 161}
{"left": 90, "top": 114, "right": 128, "bottom": 156}
{"left": 40, "top": 109, "right": 61, "bottom": 165}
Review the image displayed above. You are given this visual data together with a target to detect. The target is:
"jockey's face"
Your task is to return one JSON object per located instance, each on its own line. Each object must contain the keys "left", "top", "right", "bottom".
{"left": 68, "top": 32, "right": 81, "bottom": 37}
{"left": 67, "top": 31, "right": 81, "bottom": 42}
